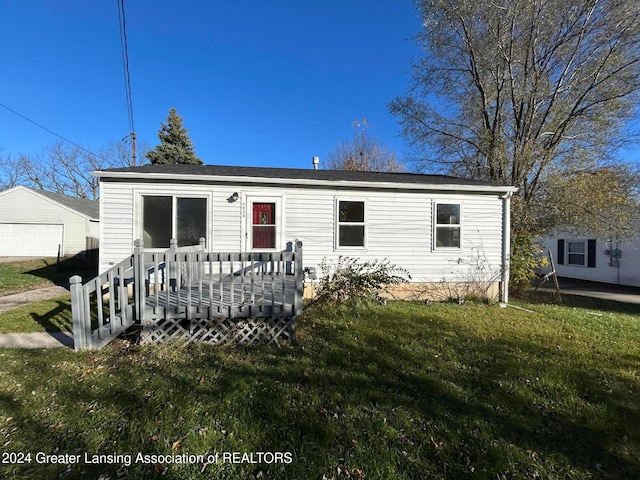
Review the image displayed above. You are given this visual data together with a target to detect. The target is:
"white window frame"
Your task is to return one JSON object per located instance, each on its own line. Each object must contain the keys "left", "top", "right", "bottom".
{"left": 335, "top": 197, "right": 367, "bottom": 250}
{"left": 243, "top": 193, "right": 285, "bottom": 251}
{"left": 433, "top": 201, "right": 462, "bottom": 250}
{"left": 135, "top": 191, "right": 212, "bottom": 250}
{"left": 567, "top": 240, "right": 587, "bottom": 266}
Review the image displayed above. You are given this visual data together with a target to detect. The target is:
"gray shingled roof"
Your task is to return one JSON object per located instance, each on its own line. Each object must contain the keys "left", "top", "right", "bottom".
{"left": 37, "top": 189, "right": 99, "bottom": 219}
{"left": 99, "top": 164, "right": 509, "bottom": 188}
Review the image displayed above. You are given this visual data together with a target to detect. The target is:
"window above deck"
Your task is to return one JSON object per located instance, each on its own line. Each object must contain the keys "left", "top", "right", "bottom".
{"left": 142, "top": 195, "right": 207, "bottom": 249}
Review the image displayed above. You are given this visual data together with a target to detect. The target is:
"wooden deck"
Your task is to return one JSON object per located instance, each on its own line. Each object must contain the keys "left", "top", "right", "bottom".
{"left": 140, "top": 273, "right": 299, "bottom": 346}
{"left": 70, "top": 239, "right": 303, "bottom": 349}
{"left": 145, "top": 273, "right": 298, "bottom": 319}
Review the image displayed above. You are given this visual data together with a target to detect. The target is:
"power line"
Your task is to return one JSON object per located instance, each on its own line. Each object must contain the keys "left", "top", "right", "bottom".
{"left": 117, "top": 0, "right": 137, "bottom": 165}
{"left": 0, "top": 102, "right": 100, "bottom": 158}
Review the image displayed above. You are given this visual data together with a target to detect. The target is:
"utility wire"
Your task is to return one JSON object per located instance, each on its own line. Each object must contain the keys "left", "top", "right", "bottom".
{"left": 117, "top": 0, "right": 137, "bottom": 165}
{"left": 0, "top": 102, "right": 100, "bottom": 158}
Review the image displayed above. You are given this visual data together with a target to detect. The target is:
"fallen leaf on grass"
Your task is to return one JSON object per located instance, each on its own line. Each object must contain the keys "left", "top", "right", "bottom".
{"left": 429, "top": 437, "right": 444, "bottom": 449}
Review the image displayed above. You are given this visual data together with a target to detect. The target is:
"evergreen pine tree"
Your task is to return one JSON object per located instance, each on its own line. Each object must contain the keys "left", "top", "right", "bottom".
{"left": 146, "top": 108, "right": 203, "bottom": 165}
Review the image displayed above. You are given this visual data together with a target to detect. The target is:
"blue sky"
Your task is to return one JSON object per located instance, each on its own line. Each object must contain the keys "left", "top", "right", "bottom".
{"left": 0, "top": 1, "right": 423, "bottom": 170}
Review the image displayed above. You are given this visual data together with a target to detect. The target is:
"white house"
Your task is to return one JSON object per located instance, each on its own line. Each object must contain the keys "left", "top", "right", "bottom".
{"left": 539, "top": 232, "right": 640, "bottom": 287}
{"left": 94, "top": 164, "right": 517, "bottom": 301}
{"left": 0, "top": 186, "right": 99, "bottom": 257}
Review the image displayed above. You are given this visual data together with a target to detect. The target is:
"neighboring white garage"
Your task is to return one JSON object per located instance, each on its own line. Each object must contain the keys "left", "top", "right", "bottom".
{"left": 0, "top": 223, "right": 64, "bottom": 257}
{"left": 0, "top": 186, "right": 99, "bottom": 258}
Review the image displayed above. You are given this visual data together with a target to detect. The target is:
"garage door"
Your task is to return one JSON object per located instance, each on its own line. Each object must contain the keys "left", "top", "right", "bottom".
{"left": 0, "top": 224, "right": 64, "bottom": 257}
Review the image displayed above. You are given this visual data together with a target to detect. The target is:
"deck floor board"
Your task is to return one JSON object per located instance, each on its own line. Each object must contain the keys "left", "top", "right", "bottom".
{"left": 143, "top": 274, "right": 298, "bottom": 321}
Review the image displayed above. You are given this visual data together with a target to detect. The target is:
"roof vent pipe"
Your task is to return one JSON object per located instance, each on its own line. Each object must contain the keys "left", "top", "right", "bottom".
{"left": 312, "top": 156, "right": 320, "bottom": 170}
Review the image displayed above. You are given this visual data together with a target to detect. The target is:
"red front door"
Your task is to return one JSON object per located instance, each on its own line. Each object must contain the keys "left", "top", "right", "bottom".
{"left": 252, "top": 203, "right": 276, "bottom": 249}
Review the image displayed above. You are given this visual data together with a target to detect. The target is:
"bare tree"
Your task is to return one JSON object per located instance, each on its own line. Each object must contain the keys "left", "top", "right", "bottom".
{"left": 327, "top": 119, "right": 405, "bottom": 172}
{"left": 0, "top": 153, "right": 28, "bottom": 191}
{"left": 390, "top": 0, "right": 640, "bottom": 234}
{"left": 0, "top": 140, "right": 145, "bottom": 199}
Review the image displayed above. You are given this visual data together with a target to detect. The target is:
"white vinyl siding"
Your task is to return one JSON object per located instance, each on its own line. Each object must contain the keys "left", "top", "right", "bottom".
{"left": 99, "top": 179, "right": 506, "bottom": 283}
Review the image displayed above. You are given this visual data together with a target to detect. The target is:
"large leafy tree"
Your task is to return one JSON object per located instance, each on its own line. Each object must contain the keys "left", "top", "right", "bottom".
{"left": 390, "top": 0, "right": 640, "bottom": 236}
{"left": 146, "top": 108, "right": 202, "bottom": 165}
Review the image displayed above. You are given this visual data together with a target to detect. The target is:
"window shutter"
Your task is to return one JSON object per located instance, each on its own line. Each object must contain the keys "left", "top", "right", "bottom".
{"left": 557, "top": 239, "right": 565, "bottom": 265}
{"left": 587, "top": 239, "right": 596, "bottom": 268}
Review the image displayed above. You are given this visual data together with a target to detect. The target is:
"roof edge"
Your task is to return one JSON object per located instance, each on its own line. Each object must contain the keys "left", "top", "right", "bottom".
{"left": 93, "top": 170, "right": 518, "bottom": 194}
{"left": 0, "top": 185, "right": 99, "bottom": 220}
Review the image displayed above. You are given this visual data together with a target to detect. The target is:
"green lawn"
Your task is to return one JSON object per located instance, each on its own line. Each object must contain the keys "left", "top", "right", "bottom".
{"left": 0, "top": 298, "right": 638, "bottom": 479}
{"left": 0, "top": 296, "right": 73, "bottom": 333}
{"left": 0, "top": 257, "right": 96, "bottom": 296}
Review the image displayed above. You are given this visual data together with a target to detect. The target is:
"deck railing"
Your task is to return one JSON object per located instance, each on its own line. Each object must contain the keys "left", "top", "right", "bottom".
{"left": 70, "top": 238, "right": 303, "bottom": 350}
{"left": 69, "top": 252, "right": 140, "bottom": 350}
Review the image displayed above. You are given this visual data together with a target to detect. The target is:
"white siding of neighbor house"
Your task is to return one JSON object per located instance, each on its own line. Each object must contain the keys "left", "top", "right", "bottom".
{"left": 540, "top": 234, "right": 640, "bottom": 287}
{"left": 0, "top": 187, "right": 94, "bottom": 256}
{"left": 99, "top": 180, "right": 506, "bottom": 283}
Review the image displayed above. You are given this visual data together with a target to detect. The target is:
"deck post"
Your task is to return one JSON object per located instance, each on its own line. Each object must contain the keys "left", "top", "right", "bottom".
{"left": 168, "top": 238, "right": 178, "bottom": 290}
{"left": 197, "top": 237, "right": 206, "bottom": 281}
{"left": 133, "top": 239, "right": 146, "bottom": 324}
{"left": 70, "top": 275, "right": 86, "bottom": 351}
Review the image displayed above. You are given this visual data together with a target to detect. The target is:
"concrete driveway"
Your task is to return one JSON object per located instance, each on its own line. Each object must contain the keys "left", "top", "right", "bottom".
{"left": 0, "top": 285, "right": 70, "bottom": 314}
{"left": 547, "top": 277, "right": 640, "bottom": 305}
{"left": 0, "top": 257, "right": 46, "bottom": 263}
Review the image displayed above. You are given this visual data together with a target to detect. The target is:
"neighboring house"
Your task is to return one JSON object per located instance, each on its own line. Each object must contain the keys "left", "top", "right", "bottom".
{"left": 0, "top": 186, "right": 99, "bottom": 257}
{"left": 94, "top": 164, "right": 517, "bottom": 301}
{"left": 539, "top": 232, "right": 640, "bottom": 287}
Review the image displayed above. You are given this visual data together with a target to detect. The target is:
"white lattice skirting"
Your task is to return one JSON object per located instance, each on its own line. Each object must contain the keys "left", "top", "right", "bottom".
{"left": 140, "top": 316, "right": 296, "bottom": 347}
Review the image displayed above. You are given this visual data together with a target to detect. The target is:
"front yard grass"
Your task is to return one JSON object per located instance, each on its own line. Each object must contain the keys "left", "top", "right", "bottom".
{"left": 0, "top": 296, "right": 73, "bottom": 333}
{"left": 0, "top": 298, "right": 638, "bottom": 479}
{"left": 0, "top": 257, "right": 96, "bottom": 296}
{"left": 0, "top": 259, "right": 60, "bottom": 295}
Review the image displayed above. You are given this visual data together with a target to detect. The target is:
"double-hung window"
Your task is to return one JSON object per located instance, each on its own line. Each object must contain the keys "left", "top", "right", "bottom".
{"left": 434, "top": 203, "right": 461, "bottom": 248}
{"left": 142, "top": 195, "right": 207, "bottom": 248}
{"left": 567, "top": 241, "right": 586, "bottom": 266}
{"left": 337, "top": 200, "right": 366, "bottom": 248}
{"left": 558, "top": 239, "right": 597, "bottom": 268}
